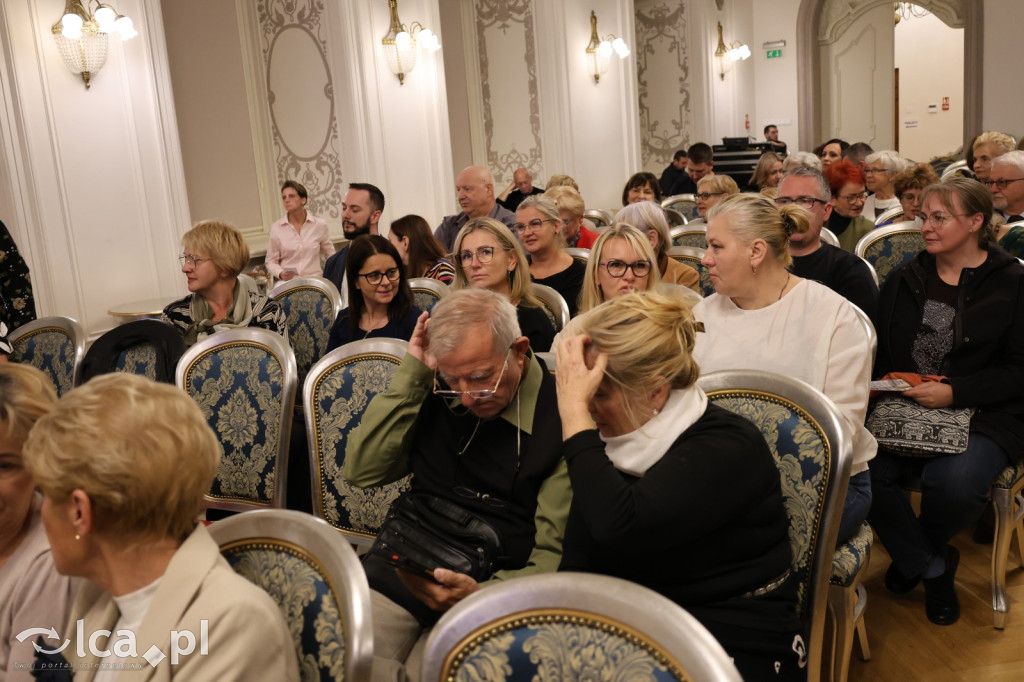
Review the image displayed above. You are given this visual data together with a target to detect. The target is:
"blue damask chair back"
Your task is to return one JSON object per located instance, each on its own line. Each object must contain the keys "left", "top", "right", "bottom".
{"left": 407, "top": 277, "right": 450, "bottom": 314}
{"left": 176, "top": 328, "right": 297, "bottom": 511}
{"left": 270, "top": 277, "right": 343, "bottom": 392}
{"left": 854, "top": 224, "right": 925, "bottom": 288}
{"left": 209, "top": 509, "right": 372, "bottom": 682}
{"left": 696, "top": 370, "right": 852, "bottom": 682}
{"left": 668, "top": 246, "right": 714, "bottom": 297}
{"left": 662, "top": 194, "right": 699, "bottom": 222}
{"left": 423, "top": 572, "right": 742, "bottom": 682}
{"left": 304, "top": 338, "right": 411, "bottom": 545}
{"left": 8, "top": 316, "right": 85, "bottom": 396}
{"left": 669, "top": 222, "right": 707, "bottom": 249}
{"left": 79, "top": 319, "right": 186, "bottom": 384}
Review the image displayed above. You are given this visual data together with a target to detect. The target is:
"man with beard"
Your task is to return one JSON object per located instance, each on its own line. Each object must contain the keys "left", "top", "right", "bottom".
{"left": 323, "top": 182, "right": 385, "bottom": 300}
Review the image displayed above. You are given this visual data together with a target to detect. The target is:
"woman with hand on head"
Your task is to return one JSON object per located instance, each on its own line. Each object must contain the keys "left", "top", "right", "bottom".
{"left": 517, "top": 195, "right": 586, "bottom": 317}
{"left": 555, "top": 289, "right": 804, "bottom": 681}
{"left": 162, "top": 221, "right": 286, "bottom": 346}
{"left": 0, "top": 364, "right": 74, "bottom": 682}
{"left": 823, "top": 160, "right": 875, "bottom": 252}
{"left": 452, "top": 217, "right": 555, "bottom": 352}
{"left": 265, "top": 180, "right": 335, "bottom": 282}
{"left": 22, "top": 373, "right": 299, "bottom": 680}
{"left": 614, "top": 202, "right": 700, "bottom": 293}
{"left": 694, "top": 193, "right": 876, "bottom": 549}
{"left": 327, "top": 234, "right": 419, "bottom": 351}
{"left": 387, "top": 215, "right": 455, "bottom": 284}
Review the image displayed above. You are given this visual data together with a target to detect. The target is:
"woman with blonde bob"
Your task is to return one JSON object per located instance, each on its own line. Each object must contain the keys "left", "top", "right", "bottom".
{"left": 748, "top": 151, "right": 784, "bottom": 191}
{"left": 694, "top": 193, "right": 876, "bottom": 548}
{"left": 613, "top": 202, "right": 699, "bottom": 292}
{"left": 22, "top": 373, "right": 299, "bottom": 680}
{"left": 0, "top": 365, "right": 74, "bottom": 681}
{"left": 577, "top": 223, "right": 662, "bottom": 315}
{"left": 695, "top": 174, "right": 741, "bottom": 220}
{"left": 162, "top": 220, "right": 285, "bottom": 346}
{"left": 452, "top": 217, "right": 555, "bottom": 351}
{"left": 556, "top": 289, "right": 804, "bottom": 680}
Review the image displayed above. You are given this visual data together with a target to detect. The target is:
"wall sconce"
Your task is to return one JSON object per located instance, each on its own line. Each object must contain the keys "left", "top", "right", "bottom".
{"left": 51, "top": 0, "right": 137, "bottom": 89}
{"left": 713, "top": 22, "right": 750, "bottom": 81}
{"left": 585, "top": 11, "right": 630, "bottom": 84}
{"left": 381, "top": 0, "right": 441, "bottom": 85}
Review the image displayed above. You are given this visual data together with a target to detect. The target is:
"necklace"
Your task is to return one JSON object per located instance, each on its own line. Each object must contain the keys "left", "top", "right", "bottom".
{"left": 361, "top": 313, "right": 388, "bottom": 339}
{"left": 778, "top": 272, "right": 791, "bottom": 301}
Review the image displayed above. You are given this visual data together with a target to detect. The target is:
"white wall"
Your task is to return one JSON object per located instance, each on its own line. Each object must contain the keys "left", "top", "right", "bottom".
{"left": 751, "top": 0, "right": 802, "bottom": 149}
{"left": 981, "top": 0, "right": 1023, "bottom": 139}
{"left": 894, "top": 11, "right": 963, "bottom": 161}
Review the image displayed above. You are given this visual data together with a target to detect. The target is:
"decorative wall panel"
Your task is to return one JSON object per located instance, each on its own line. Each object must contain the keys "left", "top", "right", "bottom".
{"left": 635, "top": 1, "right": 692, "bottom": 173}
{"left": 257, "top": 0, "right": 342, "bottom": 220}
{"left": 473, "top": 0, "right": 542, "bottom": 186}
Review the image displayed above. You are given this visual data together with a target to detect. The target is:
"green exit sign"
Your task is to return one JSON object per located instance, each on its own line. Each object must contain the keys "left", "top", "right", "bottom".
{"left": 766, "top": 49, "right": 783, "bottom": 59}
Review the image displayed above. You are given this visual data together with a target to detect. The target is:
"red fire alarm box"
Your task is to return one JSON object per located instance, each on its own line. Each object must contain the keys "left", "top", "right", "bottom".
{"left": 942, "top": 97, "right": 950, "bottom": 111}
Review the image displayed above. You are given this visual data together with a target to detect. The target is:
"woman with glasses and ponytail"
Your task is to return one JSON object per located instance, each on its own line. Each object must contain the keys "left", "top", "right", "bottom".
{"left": 452, "top": 217, "right": 555, "bottom": 352}
{"left": 326, "top": 234, "right": 417, "bottom": 351}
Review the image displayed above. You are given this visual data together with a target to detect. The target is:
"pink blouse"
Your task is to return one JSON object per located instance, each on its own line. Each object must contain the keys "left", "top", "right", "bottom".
{"left": 266, "top": 212, "right": 335, "bottom": 278}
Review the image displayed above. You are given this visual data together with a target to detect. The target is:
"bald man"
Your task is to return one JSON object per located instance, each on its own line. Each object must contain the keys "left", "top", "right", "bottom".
{"left": 498, "top": 167, "right": 544, "bottom": 212}
{"left": 435, "top": 166, "right": 516, "bottom": 252}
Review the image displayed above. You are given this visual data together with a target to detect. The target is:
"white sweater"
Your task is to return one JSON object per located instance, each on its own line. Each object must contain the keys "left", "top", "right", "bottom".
{"left": 693, "top": 279, "right": 876, "bottom": 475}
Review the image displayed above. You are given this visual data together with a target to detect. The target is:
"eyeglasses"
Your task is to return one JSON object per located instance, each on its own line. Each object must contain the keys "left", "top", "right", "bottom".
{"left": 357, "top": 268, "right": 401, "bottom": 285}
{"left": 433, "top": 349, "right": 512, "bottom": 400}
{"left": 863, "top": 168, "right": 887, "bottom": 175}
{"left": 982, "top": 178, "right": 1024, "bottom": 190}
{"left": 838, "top": 191, "right": 869, "bottom": 202}
{"left": 775, "top": 196, "right": 828, "bottom": 209}
{"left": 179, "top": 253, "right": 210, "bottom": 267}
{"left": 458, "top": 246, "right": 506, "bottom": 266}
{"left": 922, "top": 213, "right": 970, "bottom": 227}
{"left": 513, "top": 218, "right": 556, "bottom": 234}
{"left": 600, "top": 259, "right": 652, "bottom": 278}
{"left": 695, "top": 192, "right": 725, "bottom": 201}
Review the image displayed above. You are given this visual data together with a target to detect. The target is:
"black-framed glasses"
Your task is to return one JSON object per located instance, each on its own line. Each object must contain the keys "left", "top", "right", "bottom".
{"left": 179, "top": 253, "right": 209, "bottom": 267}
{"left": 695, "top": 192, "right": 725, "bottom": 201}
{"left": 775, "top": 196, "right": 828, "bottom": 209}
{"left": 837, "top": 191, "right": 869, "bottom": 202}
{"left": 983, "top": 178, "right": 1024, "bottom": 190}
{"left": 357, "top": 268, "right": 401, "bottom": 285}
{"left": 513, "top": 218, "right": 556, "bottom": 234}
{"left": 433, "top": 349, "right": 512, "bottom": 400}
{"left": 458, "top": 246, "right": 506, "bottom": 266}
{"left": 600, "top": 259, "right": 652, "bottom": 278}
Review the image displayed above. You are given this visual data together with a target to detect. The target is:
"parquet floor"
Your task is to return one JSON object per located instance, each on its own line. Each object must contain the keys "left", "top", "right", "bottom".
{"left": 846, "top": 532, "right": 1024, "bottom": 681}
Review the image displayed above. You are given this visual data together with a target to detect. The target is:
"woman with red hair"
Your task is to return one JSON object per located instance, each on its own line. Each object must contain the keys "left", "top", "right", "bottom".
{"left": 824, "top": 160, "right": 876, "bottom": 252}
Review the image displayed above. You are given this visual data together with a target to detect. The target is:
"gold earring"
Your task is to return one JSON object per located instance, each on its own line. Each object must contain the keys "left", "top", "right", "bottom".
{"left": 75, "top": 534, "right": 81, "bottom": 541}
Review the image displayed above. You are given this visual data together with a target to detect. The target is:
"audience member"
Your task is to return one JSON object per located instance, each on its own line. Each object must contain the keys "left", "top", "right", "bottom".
{"left": 817, "top": 138, "right": 849, "bottom": 169}
{"left": 694, "top": 193, "right": 875, "bottom": 547}
{"left": 696, "top": 174, "right": 740, "bottom": 220}
{"left": 843, "top": 142, "right": 874, "bottom": 171}
{"left": 660, "top": 149, "right": 688, "bottom": 195}
{"left": 162, "top": 221, "right": 285, "bottom": 345}
{"left": 517, "top": 196, "right": 586, "bottom": 317}
{"left": 748, "top": 151, "right": 784, "bottom": 191}
{"left": 782, "top": 151, "right": 822, "bottom": 172}
{"left": 621, "top": 172, "right": 662, "bottom": 206}
{"left": 971, "top": 131, "right": 1016, "bottom": 182}
{"left": 452, "top": 217, "right": 555, "bottom": 351}
{"left": 23, "top": 373, "right": 299, "bottom": 678}
{"left": 265, "top": 180, "right": 335, "bottom": 281}
{"left": 323, "top": 182, "right": 386, "bottom": 296}
{"left": 667, "top": 142, "right": 715, "bottom": 196}
{"left": 545, "top": 186, "right": 597, "bottom": 249}
{"left": 764, "top": 124, "right": 787, "bottom": 154}
{"left": 577, "top": 224, "right": 662, "bottom": 315}
{"left": 614, "top": 202, "right": 699, "bottom": 292}
{"left": 0, "top": 364, "right": 74, "bottom": 682}
{"left": 388, "top": 214, "right": 454, "bottom": 283}
{"left": 344, "top": 288, "right": 569, "bottom": 680}
{"left": 0, "top": 220, "right": 36, "bottom": 344}
{"left": 777, "top": 167, "right": 879, "bottom": 318}
{"left": 988, "top": 151, "right": 1024, "bottom": 257}
{"left": 544, "top": 174, "right": 579, "bottom": 191}
{"left": 869, "top": 177, "right": 1024, "bottom": 627}
{"left": 557, "top": 289, "right": 804, "bottom": 681}
{"left": 824, "top": 160, "right": 875, "bottom": 251}
{"left": 863, "top": 151, "right": 912, "bottom": 219}
{"left": 435, "top": 166, "right": 516, "bottom": 253}
{"left": 498, "top": 167, "right": 544, "bottom": 212}
{"left": 327, "top": 235, "right": 418, "bottom": 351}
{"left": 893, "top": 163, "right": 940, "bottom": 223}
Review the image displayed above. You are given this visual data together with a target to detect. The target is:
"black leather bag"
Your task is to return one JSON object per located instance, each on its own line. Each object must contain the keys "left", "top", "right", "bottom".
{"left": 368, "top": 492, "right": 504, "bottom": 582}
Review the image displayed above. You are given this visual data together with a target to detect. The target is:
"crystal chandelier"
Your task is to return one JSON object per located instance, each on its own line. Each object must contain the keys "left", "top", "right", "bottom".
{"left": 51, "top": 0, "right": 137, "bottom": 89}
{"left": 381, "top": 0, "right": 441, "bottom": 85}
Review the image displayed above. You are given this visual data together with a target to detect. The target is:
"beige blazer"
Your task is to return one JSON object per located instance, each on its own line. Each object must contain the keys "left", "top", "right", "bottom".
{"left": 64, "top": 525, "right": 298, "bottom": 681}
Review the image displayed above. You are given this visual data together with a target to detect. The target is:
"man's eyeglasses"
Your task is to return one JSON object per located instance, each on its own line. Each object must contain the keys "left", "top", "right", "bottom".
{"left": 357, "top": 268, "right": 401, "bottom": 285}
{"left": 695, "top": 192, "right": 725, "bottom": 201}
{"left": 775, "top": 196, "right": 828, "bottom": 209}
{"left": 433, "top": 349, "right": 512, "bottom": 400}
{"left": 514, "top": 218, "right": 556, "bottom": 234}
{"left": 837, "top": 191, "right": 869, "bottom": 202}
{"left": 458, "top": 246, "right": 506, "bottom": 266}
{"left": 600, "top": 259, "right": 652, "bottom": 278}
{"left": 982, "top": 178, "right": 1024, "bottom": 190}
{"left": 179, "top": 253, "right": 209, "bottom": 267}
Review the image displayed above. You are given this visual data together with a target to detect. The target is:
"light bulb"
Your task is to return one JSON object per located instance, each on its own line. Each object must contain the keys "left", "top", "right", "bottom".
{"left": 612, "top": 38, "right": 630, "bottom": 58}
{"left": 419, "top": 29, "right": 440, "bottom": 53}
{"left": 115, "top": 15, "right": 137, "bottom": 40}
{"left": 396, "top": 31, "right": 412, "bottom": 51}
{"left": 598, "top": 40, "right": 613, "bottom": 59}
{"left": 95, "top": 6, "right": 116, "bottom": 32}
{"left": 61, "top": 13, "right": 83, "bottom": 39}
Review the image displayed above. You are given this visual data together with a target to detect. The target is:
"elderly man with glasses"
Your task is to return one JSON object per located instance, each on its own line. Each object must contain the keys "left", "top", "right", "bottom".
{"left": 776, "top": 166, "right": 879, "bottom": 319}
{"left": 344, "top": 287, "right": 568, "bottom": 682}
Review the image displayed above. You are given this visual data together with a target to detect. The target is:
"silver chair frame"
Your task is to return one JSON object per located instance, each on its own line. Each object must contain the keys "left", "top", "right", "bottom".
{"left": 269, "top": 275, "right": 344, "bottom": 318}
{"left": 664, "top": 207, "right": 688, "bottom": 226}
{"left": 874, "top": 206, "right": 905, "bottom": 226}
{"left": 176, "top": 328, "right": 298, "bottom": 511}
{"left": 820, "top": 227, "right": 840, "bottom": 247}
{"left": 530, "top": 283, "right": 570, "bottom": 332}
{"left": 10, "top": 316, "right": 86, "bottom": 391}
{"left": 583, "top": 208, "right": 614, "bottom": 228}
{"left": 564, "top": 247, "right": 591, "bottom": 266}
{"left": 208, "top": 509, "right": 373, "bottom": 682}
{"left": 407, "top": 277, "right": 450, "bottom": 309}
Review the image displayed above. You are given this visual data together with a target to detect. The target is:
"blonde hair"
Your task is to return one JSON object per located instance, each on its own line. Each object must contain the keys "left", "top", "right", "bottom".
{"left": 182, "top": 221, "right": 250, "bottom": 278}
{"left": 614, "top": 201, "right": 670, "bottom": 258}
{"left": 23, "top": 373, "right": 222, "bottom": 544}
{"left": 545, "top": 174, "right": 579, "bottom": 191}
{"left": 0, "top": 364, "right": 57, "bottom": 446}
{"left": 452, "top": 217, "right": 542, "bottom": 308}
{"left": 697, "top": 174, "right": 741, "bottom": 196}
{"left": 782, "top": 151, "right": 822, "bottom": 172}
{"left": 706, "top": 193, "right": 811, "bottom": 269}
{"left": 579, "top": 289, "right": 701, "bottom": 428}
{"left": 545, "top": 186, "right": 585, "bottom": 219}
{"left": 579, "top": 223, "right": 661, "bottom": 314}
{"left": 749, "top": 152, "right": 783, "bottom": 189}
{"left": 974, "top": 131, "right": 1016, "bottom": 156}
